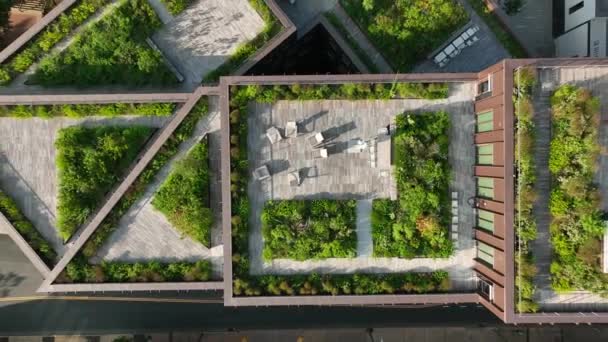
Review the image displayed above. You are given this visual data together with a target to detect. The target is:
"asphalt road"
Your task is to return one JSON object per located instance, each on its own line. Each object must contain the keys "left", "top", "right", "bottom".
{"left": 0, "top": 300, "right": 500, "bottom": 335}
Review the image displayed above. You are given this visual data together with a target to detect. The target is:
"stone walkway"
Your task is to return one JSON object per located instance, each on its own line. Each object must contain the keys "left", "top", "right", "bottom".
{"left": 355, "top": 199, "right": 372, "bottom": 257}
{"left": 413, "top": 0, "right": 509, "bottom": 73}
{"left": 95, "top": 97, "right": 223, "bottom": 278}
{"left": 0, "top": 115, "right": 168, "bottom": 258}
{"left": 246, "top": 83, "right": 478, "bottom": 291}
{"left": 151, "top": 0, "right": 265, "bottom": 88}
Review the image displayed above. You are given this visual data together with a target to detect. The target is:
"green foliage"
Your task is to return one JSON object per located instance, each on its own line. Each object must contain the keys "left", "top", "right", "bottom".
{"left": 64, "top": 257, "right": 212, "bottom": 283}
{"left": 80, "top": 98, "right": 209, "bottom": 259}
{"left": 0, "top": 189, "right": 57, "bottom": 266}
{"left": 340, "top": 0, "right": 468, "bottom": 71}
{"left": 261, "top": 200, "right": 357, "bottom": 261}
{"left": 323, "top": 12, "right": 379, "bottom": 73}
{"left": 161, "top": 0, "right": 193, "bottom": 15}
{"left": 371, "top": 111, "right": 452, "bottom": 258}
{"left": 548, "top": 84, "right": 608, "bottom": 296}
{"left": 55, "top": 126, "right": 153, "bottom": 241}
{"left": 30, "top": 0, "right": 176, "bottom": 87}
{"left": 468, "top": 0, "right": 527, "bottom": 58}
{"left": 152, "top": 141, "right": 213, "bottom": 247}
{"left": 0, "top": 103, "right": 176, "bottom": 118}
{"left": 1, "top": 0, "right": 108, "bottom": 85}
{"left": 203, "top": 0, "right": 281, "bottom": 82}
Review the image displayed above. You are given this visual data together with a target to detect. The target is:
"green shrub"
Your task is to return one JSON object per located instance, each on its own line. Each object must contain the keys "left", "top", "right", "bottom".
{"left": 30, "top": 0, "right": 176, "bottom": 87}
{"left": 0, "top": 190, "right": 57, "bottom": 266}
{"left": 55, "top": 126, "right": 153, "bottom": 240}
{"left": 340, "top": 0, "right": 468, "bottom": 71}
{"left": 0, "top": 103, "right": 176, "bottom": 118}
{"left": 152, "top": 141, "right": 213, "bottom": 247}
{"left": 161, "top": 0, "right": 193, "bottom": 15}
{"left": 371, "top": 111, "right": 453, "bottom": 258}
{"left": 261, "top": 200, "right": 357, "bottom": 260}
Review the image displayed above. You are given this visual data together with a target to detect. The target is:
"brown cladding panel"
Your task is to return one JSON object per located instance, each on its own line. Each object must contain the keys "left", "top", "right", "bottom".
{"left": 477, "top": 61, "right": 504, "bottom": 80}
{"left": 474, "top": 261, "right": 505, "bottom": 287}
{"left": 493, "top": 178, "right": 505, "bottom": 202}
{"left": 475, "top": 130, "right": 504, "bottom": 144}
{"left": 494, "top": 248, "right": 506, "bottom": 275}
{"left": 493, "top": 142, "right": 505, "bottom": 166}
{"left": 475, "top": 166, "right": 504, "bottom": 178}
{"left": 493, "top": 283, "right": 506, "bottom": 311}
{"left": 491, "top": 69, "right": 505, "bottom": 97}
{"left": 476, "top": 198, "right": 505, "bottom": 214}
{"left": 475, "top": 229, "right": 505, "bottom": 249}
{"left": 475, "top": 95, "right": 503, "bottom": 113}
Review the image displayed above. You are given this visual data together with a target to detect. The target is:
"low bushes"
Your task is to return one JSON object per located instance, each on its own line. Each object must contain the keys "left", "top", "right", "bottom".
{"left": 161, "top": 0, "right": 193, "bottom": 15}
{"left": 0, "top": 190, "right": 56, "bottom": 266}
{"left": 152, "top": 141, "right": 213, "bottom": 247}
{"left": 228, "top": 85, "right": 452, "bottom": 297}
{"left": 0, "top": 0, "right": 108, "bottom": 85}
{"left": 55, "top": 126, "right": 153, "bottom": 241}
{"left": 65, "top": 258, "right": 211, "bottom": 283}
{"left": 371, "top": 111, "right": 452, "bottom": 258}
{"left": 261, "top": 200, "right": 357, "bottom": 261}
{"left": 513, "top": 67, "right": 538, "bottom": 313}
{"left": 203, "top": 0, "right": 282, "bottom": 82}
{"left": 30, "top": 0, "right": 176, "bottom": 87}
{"left": 0, "top": 103, "right": 176, "bottom": 118}
{"left": 340, "top": 0, "right": 468, "bottom": 71}
{"left": 548, "top": 84, "right": 608, "bottom": 295}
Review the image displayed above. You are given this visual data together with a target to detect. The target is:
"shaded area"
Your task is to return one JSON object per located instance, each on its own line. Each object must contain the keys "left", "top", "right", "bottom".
{"left": 0, "top": 235, "right": 43, "bottom": 298}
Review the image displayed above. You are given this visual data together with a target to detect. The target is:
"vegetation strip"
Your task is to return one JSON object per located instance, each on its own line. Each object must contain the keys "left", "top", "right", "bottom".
{"left": 548, "top": 84, "right": 607, "bottom": 295}
{"left": 339, "top": 0, "right": 468, "bottom": 72}
{"left": 229, "top": 83, "right": 451, "bottom": 297}
{"left": 0, "top": 103, "right": 176, "bottom": 118}
{"left": 59, "top": 98, "right": 213, "bottom": 283}
{"left": 468, "top": 0, "right": 527, "bottom": 58}
{"left": 152, "top": 140, "right": 214, "bottom": 247}
{"left": 0, "top": 189, "right": 57, "bottom": 266}
{"left": 160, "top": 0, "right": 194, "bottom": 15}
{"left": 372, "top": 111, "right": 452, "bottom": 258}
{"left": 65, "top": 260, "right": 212, "bottom": 283}
{"left": 513, "top": 67, "right": 538, "bottom": 312}
{"left": 29, "top": 0, "right": 177, "bottom": 87}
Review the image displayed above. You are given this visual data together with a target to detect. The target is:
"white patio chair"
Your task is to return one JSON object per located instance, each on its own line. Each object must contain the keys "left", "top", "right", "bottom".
{"left": 312, "top": 148, "right": 328, "bottom": 159}
{"left": 266, "top": 126, "right": 282, "bottom": 144}
{"left": 253, "top": 165, "right": 271, "bottom": 181}
{"left": 285, "top": 121, "right": 298, "bottom": 138}
{"left": 308, "top": 132, "right": 325, "bottom": 147}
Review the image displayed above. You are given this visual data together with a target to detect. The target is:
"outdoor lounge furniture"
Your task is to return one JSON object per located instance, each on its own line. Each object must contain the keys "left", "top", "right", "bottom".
{"left": 432, "top": 25, "right": 481, "bottom": 68}
{"left": 288, "top": 169, "right": 301, "bottom": 187}
{"left": 312, "top": 148, "right": 328, "bottom": 159}
{"left": 308, "top": 132, "right": 325, "bottom": 147}
{"left": 266, "top": 126, "right": 282, "bottom": 144}
{"left": 253, "top": 165, "right": 271, "bottom": 181}
{"left": 285, "top": 121, "right": 298, "bottom": 138}
{"left": 453, "top": 37, "right": 465, "bottom": 50}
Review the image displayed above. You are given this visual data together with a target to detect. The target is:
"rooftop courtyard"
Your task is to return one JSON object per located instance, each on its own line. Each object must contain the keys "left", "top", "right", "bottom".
{"left": 243, "top": 83, "right": 478, "bottom": 291}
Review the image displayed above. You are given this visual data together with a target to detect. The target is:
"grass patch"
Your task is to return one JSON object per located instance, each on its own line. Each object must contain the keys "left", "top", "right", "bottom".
{"left": 340, "top": 0, "right": 468, "bottom": 71}
{"left": 152, "top": 141, "right": 213, "bottom": 247}
{"left": 0, "top": 189, "right": 57, "bottom": 266}
{"left": 372, "top": 111, "right": 452, "bottom": 258}
{"left": 55, "top": 125, "right": 153, "bottom": 241}
{"left": 203, "top": 0, "right": 282, "bottom": 82}
{"left": 29, "top": 0, "right": 176, "bottom": 87}
{"left": 261, "top": 200, "right": 357, "bottom": 261}
{"left": 323, "top": 12, "right": 379, "bottom": 73}
{"left": 468, "top": 0, "right": 527, "bottom": 58}
{"left": 0, "top": 103, "right": 176, "bottom": 118}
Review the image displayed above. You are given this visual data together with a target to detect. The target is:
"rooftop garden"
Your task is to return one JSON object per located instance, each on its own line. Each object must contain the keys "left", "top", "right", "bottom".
{"left": 57, "top": 98, "right": 218, "bottom": 283}
{"left": 55, "top": 126, "right": 154, "bottom": 241}
{"left": 152, "top": 140, "right": 214, "bottom": 247}
{"left": 203, "top": 0, "right": 282, "bottom": 82}
{"left": 0, "top": 189, "right": 57, "bottom": 266}
{"left": 0, "top": 103, "right": 176, "bottom": 118}
{"left": 228, "top": 83, "right": 453, "bottom": 297}
{"left": 261, "top": 200, "right": 357, "bottom": 261}
{"left": 371, "top": 111, "right": 452, "bottom": 259}
{"left": 548, "top": 84, "right": 608, "bottom": 296}
{"left": 513, "top": 67, "right": 538, "bottom": 313}
{"left": 340, "top": 0, "right": 468, "bottom": 71}
{"left": 28, "top": 0, "right": 177, "bottom": 87}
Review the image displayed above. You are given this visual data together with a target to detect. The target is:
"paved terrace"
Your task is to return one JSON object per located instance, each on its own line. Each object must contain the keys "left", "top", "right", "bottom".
{"left": 96, "top": 97, "right": 224, "bottom": 278}
{"left": 152, "top": 0, "right": 266, "bottom": 87}
{"left": 530, "top": 65, "right": 608, "bottom": 311}
{"left": 0, "top": 115, "right": 169, "bottom": 258}
{"left": 246, "top": 83, "right": 478, "bottom": 291}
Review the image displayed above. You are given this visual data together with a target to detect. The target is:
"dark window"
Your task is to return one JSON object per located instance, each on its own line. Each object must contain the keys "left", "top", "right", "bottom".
{"left": 569, "top": 1, "right": 584, "bottom": 14}
{"left": 478, "top": 80, "right": 490, "bottom": 94}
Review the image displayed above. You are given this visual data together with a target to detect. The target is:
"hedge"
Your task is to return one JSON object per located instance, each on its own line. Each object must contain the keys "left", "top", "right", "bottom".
{"left": 513, "top": 67, "right": 538, "bottom": 313}
{"left": 340, "top": 0, "right": 468, "bottom": 72}
{"left": 0, "top": 189, "right": 57, "bottom": 266}
{"left": 55, "top": 126, "right": 154, "bottom": 241}
{"left": 228, "top": 84, "right": 452, "bottom": 297}
{"left": 371, "top": 111, "right": 452, "bottom": 258}
{"left": 261, "top": 200, "right": 357, "bottom": 261}
{"left": 29, "top": 0, "right": 176, "bottom": 87}
{"left": 548, "top": 84, "right": 608, "bottom": 296}
{"left": 0, "top": 103, "right": 176, "bottom": 118}
{"left": 152, "top": 140, "right": 213, "bottom": 247}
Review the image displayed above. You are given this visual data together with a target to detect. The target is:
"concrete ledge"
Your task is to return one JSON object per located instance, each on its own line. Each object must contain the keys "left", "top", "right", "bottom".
{"left": 222, "top": 73, "right": 478, "bottom": 85}
{"left": 0, "top": 92, "right": 193, "bottom": 105}
{"left": 40, "top": 281, "right": 224, "bottom": 293}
